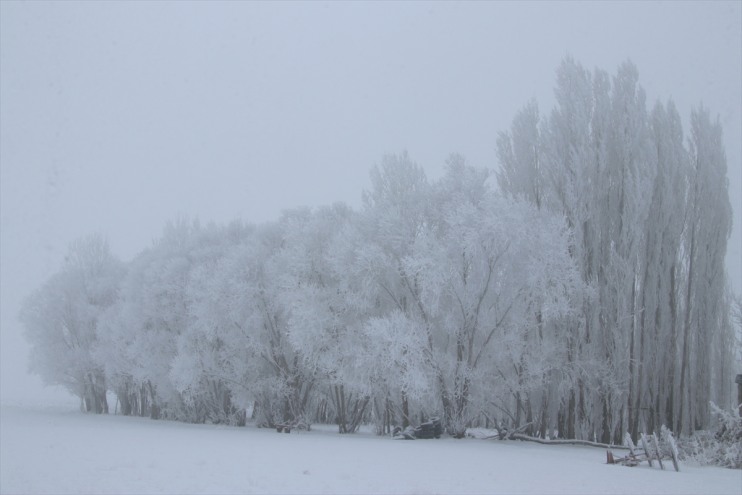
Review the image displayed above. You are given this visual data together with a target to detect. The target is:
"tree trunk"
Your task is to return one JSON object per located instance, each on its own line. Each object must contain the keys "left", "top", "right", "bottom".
{"left": 401, "top": 392, "right": 410, "bottom": 428}
{"left": 679, "top": 227, "right": 695, "bottom": 435}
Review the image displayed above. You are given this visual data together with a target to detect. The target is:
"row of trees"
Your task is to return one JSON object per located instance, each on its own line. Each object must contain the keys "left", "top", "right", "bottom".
{"left": 21, "top": 58, "right": 737, "bottom": 441}
{"left": 496, "top": 57, "right": 736, "bottom": 440}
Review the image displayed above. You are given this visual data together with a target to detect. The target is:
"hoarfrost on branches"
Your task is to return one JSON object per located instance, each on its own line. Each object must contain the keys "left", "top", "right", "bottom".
{"left": 20, "top": 58, "right": 738, "bottom": 446}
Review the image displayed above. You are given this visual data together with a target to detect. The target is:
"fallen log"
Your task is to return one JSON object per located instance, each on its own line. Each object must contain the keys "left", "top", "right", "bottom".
{"left": 498, "top": 422, "right": 534, "bottom": 440}
{"left": 508, "top": 433, "right": 630, "bottom": 450}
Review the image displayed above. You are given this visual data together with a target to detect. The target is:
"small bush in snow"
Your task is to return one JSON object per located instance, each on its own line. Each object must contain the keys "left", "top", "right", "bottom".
{"left": 676, "top": 403, "right": 741, "bottom": 469}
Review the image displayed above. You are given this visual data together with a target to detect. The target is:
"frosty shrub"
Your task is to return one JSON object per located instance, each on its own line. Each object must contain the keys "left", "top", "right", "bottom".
{"left": 676, "top": 403, "right": 741, "bottom": 469}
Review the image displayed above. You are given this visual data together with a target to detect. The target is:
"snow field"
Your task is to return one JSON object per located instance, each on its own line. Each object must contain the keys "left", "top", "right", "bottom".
{"left": 1, "top": 404, "right": 739, "bottom": 495}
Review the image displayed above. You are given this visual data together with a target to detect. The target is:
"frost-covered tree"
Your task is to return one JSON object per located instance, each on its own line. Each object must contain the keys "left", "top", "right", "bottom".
{"left": 280, "top": 203, "right": 402, "bottom": 433}
{"left": 634, "top": 99, "right": 688, "bottom": 435}
{"left": 186, "top": 217, "right": 321, "bottom": 427}
{"left": 21, "top": 234, "right": 122, "bottom": 413}
{"left": 94, "top": 219, "right": 233, "bottom": 420}
{"left": 94, "top": 219, "right": 256, "bottom": 423}
{"left": 353, "top": 153, "right": 583, "bottom": 435}
{"left": 430, "top": 159, "right": 583, "bottom": 436}
{"left": 677, "top": 106, "right": 733, "bottom": 434}
{"left": 100, "top": 220, "right": 201, "bottom": 419}
{"left": 354, "top": 152, "right": 438, "bottom": 427}
{"left": 170, "top": 221, "right": 253, "bottom": 424}
{"left": 496, "top": 100, "right": 543, "bottom": 208}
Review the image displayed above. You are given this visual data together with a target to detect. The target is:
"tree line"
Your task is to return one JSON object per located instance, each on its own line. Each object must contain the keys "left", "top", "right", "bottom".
{"left": 21, "top": 58, "right": 737, "bottom": 441}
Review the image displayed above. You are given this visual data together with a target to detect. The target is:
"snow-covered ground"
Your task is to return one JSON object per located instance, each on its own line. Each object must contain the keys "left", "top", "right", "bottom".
{"left": 1, "top": 403, "right": 739, "bottom": 495}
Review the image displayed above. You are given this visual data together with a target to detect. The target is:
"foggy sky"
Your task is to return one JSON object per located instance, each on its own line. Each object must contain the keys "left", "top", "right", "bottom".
{"left": 1, "top": 1, "right": 740, "bottom": 404}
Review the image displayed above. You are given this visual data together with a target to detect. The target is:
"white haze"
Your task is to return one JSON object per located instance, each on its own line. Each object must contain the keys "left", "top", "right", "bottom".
{"left": 1, "top": 1, "right": 740, "bottom": 404}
